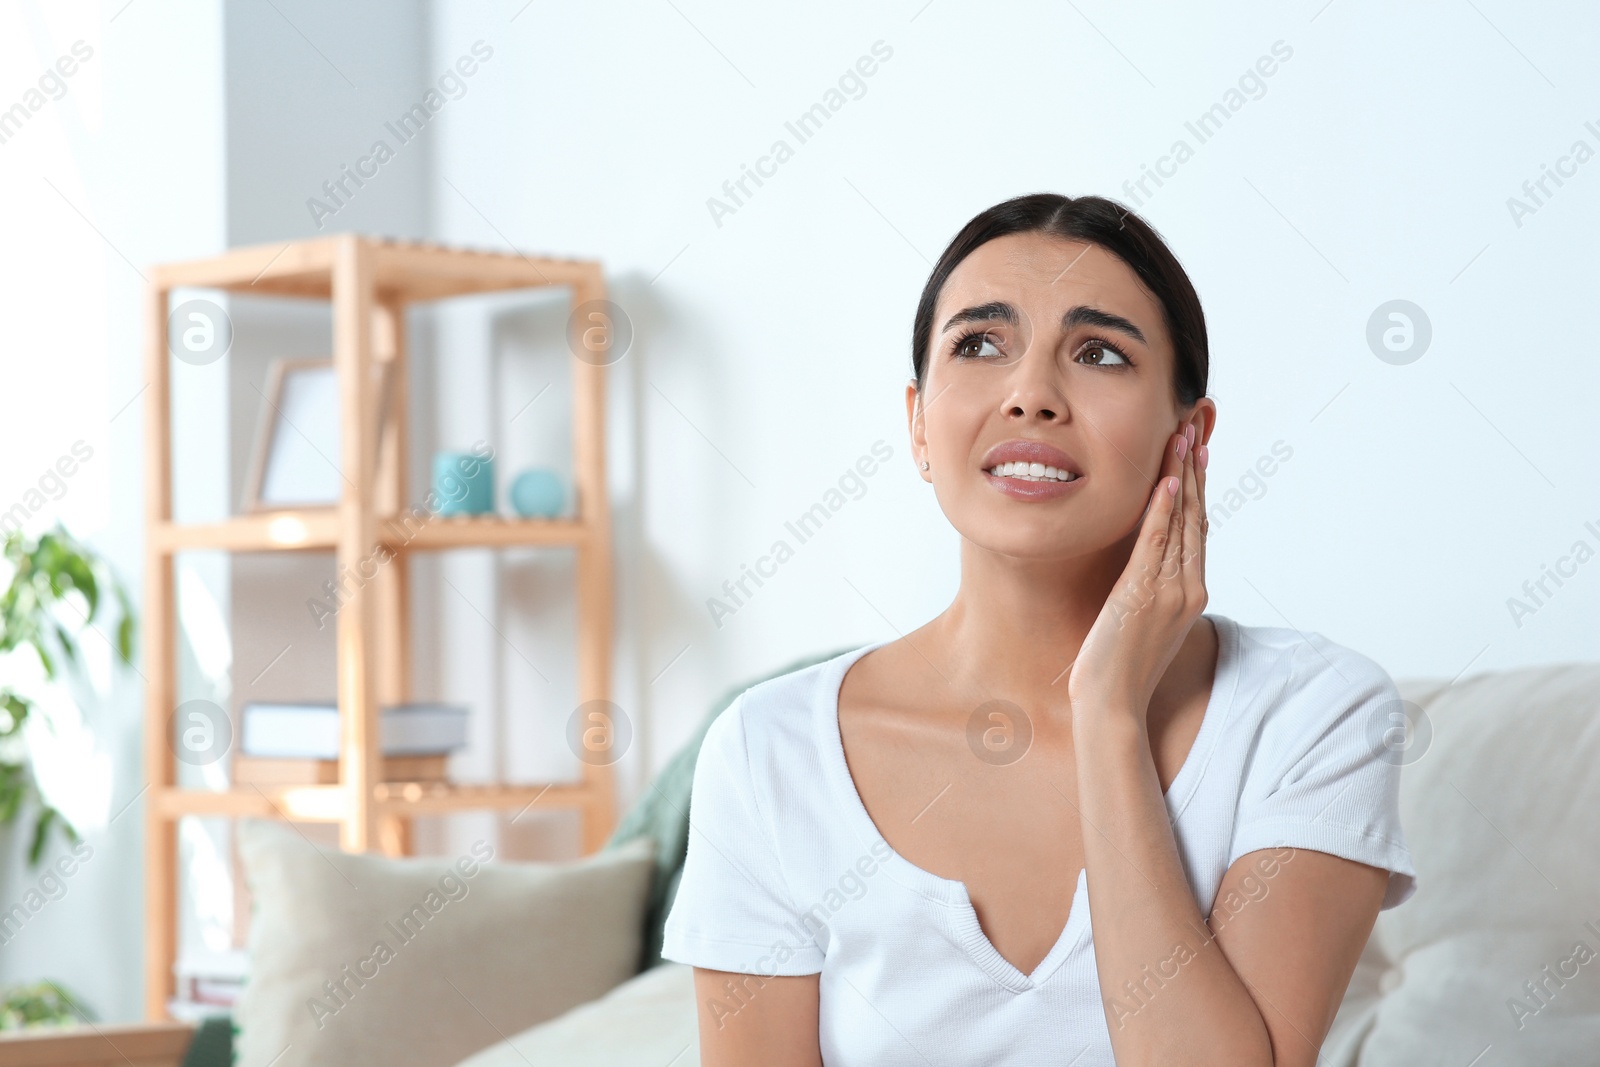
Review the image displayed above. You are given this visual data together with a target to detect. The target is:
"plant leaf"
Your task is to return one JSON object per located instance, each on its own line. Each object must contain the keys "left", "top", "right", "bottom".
{"left": 27, "top": 806, "right": 55, "bottom": 866}
{"left": 72, "top": 558, "right": 99, "bottom": 620}
{"left": 30, "top": 637, "right": 55, "bottom": 680}
{"left": 53, "top": 623, "right": 79, "bottom": 666}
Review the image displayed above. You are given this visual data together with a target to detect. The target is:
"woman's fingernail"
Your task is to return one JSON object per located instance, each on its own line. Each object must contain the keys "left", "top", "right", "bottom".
{"left": 1177, "top": 435, "right": 1189, "bottom": 459}
{"left": 1198, "top": 445, "right": 1208, "bottom": 470}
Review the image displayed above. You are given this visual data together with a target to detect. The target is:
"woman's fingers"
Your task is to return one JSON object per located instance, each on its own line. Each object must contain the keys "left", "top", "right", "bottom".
{"left": 1135, "top": 434, "right": 1179, "bottom": 577}
{"left": 1191, "top": 434, "right": 1208, "bottom": 586}
{"left": 1180, "top": 427, "right": 1205, "bottom": 594}
{"left": 1159, "top": 430, "right": 1187, "bottom": 580}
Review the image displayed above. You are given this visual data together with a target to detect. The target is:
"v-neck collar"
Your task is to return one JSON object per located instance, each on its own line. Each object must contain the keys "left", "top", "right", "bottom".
{"left": 813, "top": 613, "right": 1241, "bottom": 993}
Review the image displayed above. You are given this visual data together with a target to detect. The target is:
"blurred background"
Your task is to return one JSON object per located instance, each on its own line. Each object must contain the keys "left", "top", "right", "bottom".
{"left": 1, "top": 0, "right": 1595, "bottom": 1037}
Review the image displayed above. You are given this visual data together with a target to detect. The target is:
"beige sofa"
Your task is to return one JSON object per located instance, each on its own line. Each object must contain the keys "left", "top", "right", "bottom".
{"left": 456, "top": 658, "right": 1600, "bottom": 1065}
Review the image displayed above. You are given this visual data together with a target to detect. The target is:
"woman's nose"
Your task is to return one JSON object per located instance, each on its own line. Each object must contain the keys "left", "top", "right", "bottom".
{"left": 1002, "top": 346, "right": 1066, "bottom": 422}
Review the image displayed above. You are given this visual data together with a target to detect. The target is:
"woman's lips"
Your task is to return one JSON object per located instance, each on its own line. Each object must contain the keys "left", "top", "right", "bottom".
{"left": 982, "top": 469, "right": 1086, "bottom": 500}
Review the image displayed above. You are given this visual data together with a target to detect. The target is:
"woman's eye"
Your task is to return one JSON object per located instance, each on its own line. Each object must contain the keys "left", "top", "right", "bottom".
{"left": 1080, "top": 341, "right": 1129, "bottom": 367}
{"left": 955, "top": 332, "right": 1002, "bottom": 359}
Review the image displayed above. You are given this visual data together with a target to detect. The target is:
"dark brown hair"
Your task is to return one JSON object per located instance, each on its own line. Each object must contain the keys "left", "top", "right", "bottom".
{"left": 911, "top": 193, "right": 1208, "bottom": 409}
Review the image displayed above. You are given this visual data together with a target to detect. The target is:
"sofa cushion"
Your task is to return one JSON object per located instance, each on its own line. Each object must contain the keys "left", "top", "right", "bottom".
{"left": 234, "top": 820, "right": 654, "bottom": 1067}
{"left": 452, "top": 962, "right": 698, "bottom": 1067}
{"left": 1323, "top": 663, "right": 1600, "bottom": 1064}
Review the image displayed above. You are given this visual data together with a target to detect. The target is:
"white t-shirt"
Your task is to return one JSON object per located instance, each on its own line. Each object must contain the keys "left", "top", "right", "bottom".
{"left": 661, "top": 612, "right": 1419, "bottom": 1064}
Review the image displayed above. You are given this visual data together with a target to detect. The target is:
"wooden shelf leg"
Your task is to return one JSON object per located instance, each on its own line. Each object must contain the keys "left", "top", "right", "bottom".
{"left": 142, "top": 280, "right": 178, "bottom": 1021}
{"left": 333, "top": 235, "right": 380, "bottom": 853}
{"left": 377, "top": 815, "right": 414, "bottom": 857}
{"left": 571, "top": 266, "right": 617, "bottom": 854}
{"left": 373, "top": 294, "right": 413, "bottom": 859}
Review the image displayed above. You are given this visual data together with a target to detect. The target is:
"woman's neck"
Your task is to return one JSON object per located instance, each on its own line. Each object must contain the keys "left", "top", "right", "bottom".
{"left": 925, "top": 534, "right": 1147, "bottom": 708}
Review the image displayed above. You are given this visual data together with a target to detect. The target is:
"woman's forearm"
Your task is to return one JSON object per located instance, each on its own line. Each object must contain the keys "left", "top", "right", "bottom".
{"left": 1072, "top": 705, "right": 1273, "bottom": 1067}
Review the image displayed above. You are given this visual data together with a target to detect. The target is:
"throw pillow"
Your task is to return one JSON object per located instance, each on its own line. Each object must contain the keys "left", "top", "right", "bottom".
{"left": 1323, "top": 664, "right": 1600, "bottom": 1064}
{"left": 233, "top": 819, "right": 654, "bottom": 1067}
{"left": 451, "top": 961, "right": 698, "bottom": 1067}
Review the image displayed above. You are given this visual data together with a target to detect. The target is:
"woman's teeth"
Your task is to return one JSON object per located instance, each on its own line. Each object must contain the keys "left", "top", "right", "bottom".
{"left": 988, "top": 461, "right": 1080, "bottom": 483}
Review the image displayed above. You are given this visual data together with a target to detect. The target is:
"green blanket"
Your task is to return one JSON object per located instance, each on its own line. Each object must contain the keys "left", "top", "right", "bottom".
{"left": 603, "top": 646, "right": 855, "bottom": 974}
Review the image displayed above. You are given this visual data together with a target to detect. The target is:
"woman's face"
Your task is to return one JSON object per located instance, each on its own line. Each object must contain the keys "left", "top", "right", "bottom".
{"left": 906, "top": 230, "right": 1214, "bottom": 560}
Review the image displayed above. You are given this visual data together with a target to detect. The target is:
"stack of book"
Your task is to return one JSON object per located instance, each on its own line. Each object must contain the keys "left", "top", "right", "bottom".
{"left": 168, "top": 948, "right": 248, "bottom": 1022}
{"left": 235, "top": 701, "right": 468, "bottom": 784}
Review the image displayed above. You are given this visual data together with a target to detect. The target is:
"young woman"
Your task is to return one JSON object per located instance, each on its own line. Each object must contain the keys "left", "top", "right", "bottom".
{"left": 662, "top": 193, "right": 1418, "bottom": 1065}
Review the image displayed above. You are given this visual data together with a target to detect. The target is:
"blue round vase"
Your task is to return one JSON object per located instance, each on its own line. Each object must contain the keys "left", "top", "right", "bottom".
{"left": 510, "top": 468, "right": 565, "bottom": 518}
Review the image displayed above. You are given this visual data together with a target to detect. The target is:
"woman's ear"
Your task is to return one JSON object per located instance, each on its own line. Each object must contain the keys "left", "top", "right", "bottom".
{"left": 906, "top": 378, "right": 930, "bottom": 479}
{"left": 1191, "top": 398, "right": 1218, "bottom": 447}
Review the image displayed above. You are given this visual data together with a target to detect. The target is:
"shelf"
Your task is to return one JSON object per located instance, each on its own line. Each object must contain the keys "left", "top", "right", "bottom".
{"left": 152, "top": 510, "right": 340, "bottom": 552}
{"left": 152, "top": 234, "right": 599, "bottom": 303}
{"left": 371, "top": 781, "right": 599, "bottom": 816}
{"left": 398, "top": 514, "right": 589, "bottom": 550}
{"left": 0, "top": 1022, "right": 196, "bottom": 1065}
{"left": 151, "top": 511, "right": 590, "bottom": 553}
{"left": 142, "top": 232, "right": 617, "bottom": 1022}
{"left": 154, "top": 781, "right": 602, "bottom": 821}
{"left": 154, "top": 785, "right": 349, "bottom": 821}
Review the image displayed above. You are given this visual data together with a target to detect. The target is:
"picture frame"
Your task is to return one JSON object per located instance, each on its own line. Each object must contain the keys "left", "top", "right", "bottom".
{"left": 243, "top": 358, "right": 340, "bottom": 512}
{"left": 242, "top": 357, "right": 398, "bottom": 513}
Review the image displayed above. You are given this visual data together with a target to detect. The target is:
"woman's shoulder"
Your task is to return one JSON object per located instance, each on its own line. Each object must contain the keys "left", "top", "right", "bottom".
{"left": 1205, "top": 617, "right": 1419, "bottom": 911}
{"left": 1216, "top": 613, "right": 1403, "bottom": 758}
{"left": 1221, "top": 613, "right": 1398, "bottom": 696}
{"left": 701, "top": 641, "right": 880, "bottom": 766}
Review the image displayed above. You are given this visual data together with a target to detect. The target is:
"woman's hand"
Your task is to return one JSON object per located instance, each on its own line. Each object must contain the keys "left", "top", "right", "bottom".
{"left": 1066, "top": 420, "right": 1210, "bottom": 720}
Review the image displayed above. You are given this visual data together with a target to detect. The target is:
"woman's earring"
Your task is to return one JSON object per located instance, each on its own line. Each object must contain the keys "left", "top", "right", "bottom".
{"left": 920, "top": 461, "right": 930, "bottom": 471}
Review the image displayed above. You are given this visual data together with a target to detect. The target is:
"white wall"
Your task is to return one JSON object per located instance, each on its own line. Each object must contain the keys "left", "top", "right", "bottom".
{"left": 0, "top": 0, "right": 228, "bottom": 1024}
{"left": 214, "top": 0, "right": 434, "bottom": 952}
{"left": 0, "top": 0, "right": 437, "bottom": 1021}
{"left": 427, "top": 0, "right": 1600, "bottom": 779}
{"left": 2, "top": 0, "right": 1596, "bottom": 1024}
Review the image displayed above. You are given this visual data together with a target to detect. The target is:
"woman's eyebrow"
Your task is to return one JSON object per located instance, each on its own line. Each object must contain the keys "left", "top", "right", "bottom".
{"left": 940, "top": 301, "right": 1017, "bottom": 333}
{"left": 1062, "top": 305, "right": 1147, "bottom": 344}
{"left": 940, "top": 301, "right": 1147, "bottom": 345}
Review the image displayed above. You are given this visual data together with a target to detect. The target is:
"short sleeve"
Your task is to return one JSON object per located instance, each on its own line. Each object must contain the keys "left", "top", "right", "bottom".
{"left": 661, "top": 691, "right": 825, "bottom": 975}
{"left": 1228, "top": 647, "right": 1420, "bottom": 910}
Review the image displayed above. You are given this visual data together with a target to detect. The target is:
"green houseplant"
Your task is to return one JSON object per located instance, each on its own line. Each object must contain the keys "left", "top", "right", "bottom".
{"left": 0, "top": 523, "right": 135, "bottom": 865}
{"left": 0, "top": 980, "right": 94, "bottom": 1029}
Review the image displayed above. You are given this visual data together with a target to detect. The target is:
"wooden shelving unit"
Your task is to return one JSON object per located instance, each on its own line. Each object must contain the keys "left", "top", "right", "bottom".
{"left": 140, "top": 234, "right": 617, "bottom": 1020}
